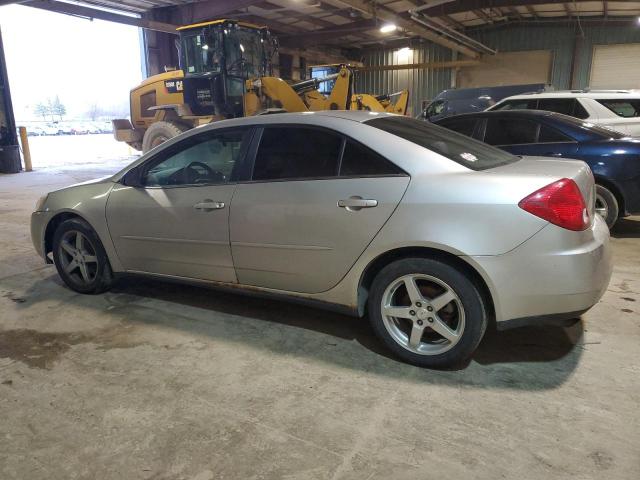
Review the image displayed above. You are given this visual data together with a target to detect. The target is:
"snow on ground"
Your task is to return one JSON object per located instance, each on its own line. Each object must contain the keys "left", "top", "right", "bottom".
{"left": 23, "top": 133, "right": 140, "bottom": 171}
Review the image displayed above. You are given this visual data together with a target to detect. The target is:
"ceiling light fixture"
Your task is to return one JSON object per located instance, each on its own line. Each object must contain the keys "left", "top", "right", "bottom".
{"left": 380, "top": 23, "right": 397, "bottom": 33}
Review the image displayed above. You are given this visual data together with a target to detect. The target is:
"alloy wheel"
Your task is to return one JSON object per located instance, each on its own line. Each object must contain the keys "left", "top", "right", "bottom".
{"left": 380, "top": 274, "right": 465, "bottom": 355}
{"left": 595, "top": 193, "right": 609, "bottom": 220}
{"left": 58, "top": 230, "right": 99, "bottom": 285}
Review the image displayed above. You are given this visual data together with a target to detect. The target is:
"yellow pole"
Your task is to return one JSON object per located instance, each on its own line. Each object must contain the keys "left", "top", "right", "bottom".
{"left": 18, "top": 126, "right": 32, "bottom": 172}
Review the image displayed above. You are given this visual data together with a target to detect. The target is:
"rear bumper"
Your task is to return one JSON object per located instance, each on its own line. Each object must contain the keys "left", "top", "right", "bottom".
{"left": 471, "top": 215, "right": 612, "bottom": 325}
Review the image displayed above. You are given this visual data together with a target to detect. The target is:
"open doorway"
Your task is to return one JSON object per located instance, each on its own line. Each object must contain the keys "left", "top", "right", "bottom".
{"left": 0, "top": 4, "right": 144, "bottom": 170}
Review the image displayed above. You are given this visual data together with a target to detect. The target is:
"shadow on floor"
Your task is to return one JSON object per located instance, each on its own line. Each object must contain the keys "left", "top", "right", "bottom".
{"left": 611, "top": 216, "right": 640, "bottom": 239}
{"left": 14, "top": 271, "right": 585, "bottom": 390}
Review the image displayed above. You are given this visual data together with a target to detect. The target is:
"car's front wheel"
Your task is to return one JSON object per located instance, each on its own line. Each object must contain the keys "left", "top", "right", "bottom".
{"left": 595, "top": 184, "right": 619, "bottom": 229}
{"left": 52, "top": 218, "right": 114, "bottom": 294}
{"left": 368, "top": 258, "right": 487, "bottom": 368}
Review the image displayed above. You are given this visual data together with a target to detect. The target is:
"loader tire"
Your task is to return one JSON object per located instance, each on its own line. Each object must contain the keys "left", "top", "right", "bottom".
{"left": 142, "top": 121, "right": 189, "bottom": 153}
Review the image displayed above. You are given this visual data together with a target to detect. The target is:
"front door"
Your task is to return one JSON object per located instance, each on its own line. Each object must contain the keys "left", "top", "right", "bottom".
{"left": 106, "top": 128, "right": 252, "bottom": 282}
{"left": 229, "top": 126, "right": 410, "bottom": 294}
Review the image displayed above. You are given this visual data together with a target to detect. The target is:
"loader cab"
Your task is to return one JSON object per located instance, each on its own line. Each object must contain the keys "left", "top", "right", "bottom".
{"left": 178, "top": 20, "right": 275, "bottom": 118}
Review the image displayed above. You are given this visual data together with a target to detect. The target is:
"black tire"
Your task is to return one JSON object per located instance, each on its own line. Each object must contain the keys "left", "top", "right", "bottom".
{"left": 52, "top": 218, "right": 114, "bottom": 294}
{"left": 368, "top": 258, "right": 487, "bottom": 368}
{"left": 142, "top": 121, "right": 188, "bottom": 153}
{"left": 595, "top": 184, "right": 619, "bottom": 229}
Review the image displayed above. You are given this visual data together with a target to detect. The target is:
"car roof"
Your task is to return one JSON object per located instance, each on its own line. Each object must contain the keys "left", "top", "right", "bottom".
{"left": 191, "top": 110, "right": 398, "bottom": 131}
{"left": 498, "top": 90, "right": 640, "bottom": 101}
{"left": 437, "top": 109, "right": 557, "bottom": 121}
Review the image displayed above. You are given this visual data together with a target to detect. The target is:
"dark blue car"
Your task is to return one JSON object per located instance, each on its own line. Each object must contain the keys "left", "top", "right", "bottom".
{"left": 434, "top": 110, "right": 640, "bottom": 228}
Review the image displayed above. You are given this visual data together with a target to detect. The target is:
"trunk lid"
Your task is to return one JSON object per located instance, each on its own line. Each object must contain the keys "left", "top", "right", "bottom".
{"left": 484, "top": 156, "right": 595, "bottom": 219}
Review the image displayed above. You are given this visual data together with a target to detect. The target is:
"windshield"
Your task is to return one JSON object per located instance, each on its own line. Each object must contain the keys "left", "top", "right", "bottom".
{"left": 366, "top": 116, "right": 519, "bottom": 171}
{"left": 224, "top": 27, "right": 266, "bottom": 79}
{"left": 182, "top": 30, "right": 222, "bottom": 75}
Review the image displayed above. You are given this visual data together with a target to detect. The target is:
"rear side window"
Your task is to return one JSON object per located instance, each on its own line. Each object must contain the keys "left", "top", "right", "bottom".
{"left": 485, "top": 118, "right": 538, "bottom": 145}
{"left": 492, "top": 99, "right": 538, "bottom": 111}
{"left": 537, "top": 98, "right": 575, "bottom": 116}
{"left": 539, "top": 125, "right": 573, "bottom": 142}
{"left": 252, "top": 127, "right": 342, "bottom": 180}
{"left": 340, "top": 140, "right": 402, "bottom": 176}
{"left": 438, "top": 118, "right": 477, "bottom": 137}
{"left": 366, "top": 116, "right": 518, "bottom": 171}
{"left": 596, "top": 99, "right": 640, "bottom": 118}
{"left": 573, "top": 100, "right": 589, "bottom": 119}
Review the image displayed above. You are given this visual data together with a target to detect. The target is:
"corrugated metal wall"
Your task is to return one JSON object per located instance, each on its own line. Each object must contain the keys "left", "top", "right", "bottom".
{"left": 470, "top": 23, "right": 640, "bottom": 89}
{"left": 355, "top": 43, "right": 452, "bottom": 116}
{"left": 356, "top": 23, "right": 640, "bottom": 113}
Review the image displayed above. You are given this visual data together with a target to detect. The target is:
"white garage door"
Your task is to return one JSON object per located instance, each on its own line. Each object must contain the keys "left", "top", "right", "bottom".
{"left": 457, "top": 50, "right": 552, "bottom": 88}
{"left": 590, "top": 44, "right": 640, "bottom": 89}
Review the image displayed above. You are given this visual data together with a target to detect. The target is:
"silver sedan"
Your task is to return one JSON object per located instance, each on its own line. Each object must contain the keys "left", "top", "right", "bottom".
{"left": 31, "top": 111, "right": 612, "bottom": 368}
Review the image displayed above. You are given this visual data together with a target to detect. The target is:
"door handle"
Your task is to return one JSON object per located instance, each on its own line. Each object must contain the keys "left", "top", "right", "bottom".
{"left": 194, "top": 200, "right": 225, "bottom": 212}
{"left": 338, "top": 196, "right": 378, "bottom": 211}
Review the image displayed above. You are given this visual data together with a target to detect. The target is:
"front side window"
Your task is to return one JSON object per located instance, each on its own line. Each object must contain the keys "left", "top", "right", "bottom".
{"left": 484, "top": 118, "right": 538, "bottom": 145}
{"left": 596, "top": 99, "right": 640, "bottom": 118}
{"left": 143, "top": 129, "right": 249, "bottom": 187}
{"left": 252, "top": 127, "right": 342, "bottom": 181}
{"left": 224, "top": 27, "right": 266, "bottom": 79}
{"left": 366, "top": 116, "right": 518, "bottom": 171}
{"left": 182, "top": 30, "right": 222, "bottom": 75}
{"left": 426, "top": 100, "right": 445, "bottom": 117}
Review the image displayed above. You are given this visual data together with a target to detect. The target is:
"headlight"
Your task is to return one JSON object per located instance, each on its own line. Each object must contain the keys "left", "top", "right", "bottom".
{"left": 35, "top": 194, "right": 49, "bottom": 212}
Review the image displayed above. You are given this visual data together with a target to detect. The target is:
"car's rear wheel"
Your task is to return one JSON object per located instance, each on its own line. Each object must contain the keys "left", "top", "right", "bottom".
{"left": 52, "top": 218, "right": 114, "bottom": 294}
{"left": 595, "top": 184, "right": 619, "bottom": 229}
{"left": 368, "top": 258, "right": 487, "bottom": 368}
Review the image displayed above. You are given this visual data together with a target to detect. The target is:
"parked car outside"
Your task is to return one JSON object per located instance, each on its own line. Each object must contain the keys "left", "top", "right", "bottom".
{"left": 30, "top": 111, "right": 612, "bottom": 368}
{"left": 71, "top": 124, "right": 89, "bottom": 135}
{"left": 27, "top": 126, "right": 45, "bottom": 136}
{"left": 42, "top": 124, "right": 60, "bottom": 135}
{"left": 417, "top": 83, "right": 548, "bottom": 122}
{"left": 434, "top": 109, "right": 640, "bottom": 228}
{"left": 487, "top": 90, "right": 640, "bottom": 136}
{"left": 56, "top": 124, "right": 73, "bottom": 135}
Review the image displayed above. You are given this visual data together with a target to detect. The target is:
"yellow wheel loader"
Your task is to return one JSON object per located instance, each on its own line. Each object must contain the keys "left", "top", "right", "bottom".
{"left": 308, "top": 64, "right": 410, "bottom": 115}
{"left": 113, "top": 19, "right": 354, "bottom": 152}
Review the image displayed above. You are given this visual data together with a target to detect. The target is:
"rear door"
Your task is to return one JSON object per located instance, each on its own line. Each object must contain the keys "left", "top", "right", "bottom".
{"left": 229, "top": 125, "right": 410, "bottom": 294}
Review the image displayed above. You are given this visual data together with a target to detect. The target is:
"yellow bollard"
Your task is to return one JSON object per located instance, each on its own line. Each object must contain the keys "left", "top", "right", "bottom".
{"left": 18, "top": 126, "right": 32, "bottom": 172}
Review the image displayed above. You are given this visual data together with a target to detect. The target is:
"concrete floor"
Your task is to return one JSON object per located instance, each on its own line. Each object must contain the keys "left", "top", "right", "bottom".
{"left": 1, "top": 163, "right": 639, "bottom": 480}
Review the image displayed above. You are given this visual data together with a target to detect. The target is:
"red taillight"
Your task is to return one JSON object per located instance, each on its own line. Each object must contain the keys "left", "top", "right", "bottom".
{"left": 518, "top": 178, "right": 590, "bottom": 231}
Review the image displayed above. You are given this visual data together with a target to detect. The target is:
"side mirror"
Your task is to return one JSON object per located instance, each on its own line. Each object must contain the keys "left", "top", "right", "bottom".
{"left": 122, "top": 167, "right": 143, "bottom": 188}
